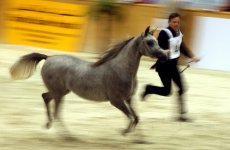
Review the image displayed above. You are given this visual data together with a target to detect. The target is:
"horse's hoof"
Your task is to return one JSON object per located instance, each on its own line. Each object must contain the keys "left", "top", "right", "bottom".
{"left": 45, "top": 122, "right": 52, "bottom": 129}
{"left": 121, "top": 128, "right": 131, "bottom": 136}
{"left": 121, "top": 127, "right": 132, "bottom": 136}
{"left": 177, "top": 116, "right": 193, "bottom": 122}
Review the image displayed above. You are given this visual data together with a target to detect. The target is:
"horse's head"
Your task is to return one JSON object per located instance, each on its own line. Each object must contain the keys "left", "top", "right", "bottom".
{"left": 139, "top": 26, "right": 168, "bottom": 61}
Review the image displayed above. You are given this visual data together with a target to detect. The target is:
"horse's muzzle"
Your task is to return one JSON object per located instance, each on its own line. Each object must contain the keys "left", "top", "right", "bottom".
{"left": 154, "top": 49, "right": 169, "bottom": 61}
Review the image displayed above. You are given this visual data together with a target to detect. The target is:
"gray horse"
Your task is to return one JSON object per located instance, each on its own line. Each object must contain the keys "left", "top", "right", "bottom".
{"left": 10, "top": 26, "right": 168, "bottom": 135}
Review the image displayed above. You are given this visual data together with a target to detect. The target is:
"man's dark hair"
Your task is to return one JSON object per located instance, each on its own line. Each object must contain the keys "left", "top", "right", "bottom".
{"left": 168, "top": 13, "right": 181, "bottom": 21}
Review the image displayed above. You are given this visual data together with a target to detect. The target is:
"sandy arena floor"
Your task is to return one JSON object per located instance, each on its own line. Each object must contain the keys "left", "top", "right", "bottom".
{"left": 0, "top": 44, "right": 230, "bottom": 150}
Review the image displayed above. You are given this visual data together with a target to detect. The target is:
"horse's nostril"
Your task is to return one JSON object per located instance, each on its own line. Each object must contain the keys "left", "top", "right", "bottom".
{"left": 147, "top": 40, "right": 154, "bottom": 47}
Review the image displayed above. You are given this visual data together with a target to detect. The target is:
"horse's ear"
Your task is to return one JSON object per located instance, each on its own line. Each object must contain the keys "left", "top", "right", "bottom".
{"left": 150, "top": 27, "right": 158, "bottom": 35}
{"left": 144, "top": 26, "right": 150, "bottom": 37}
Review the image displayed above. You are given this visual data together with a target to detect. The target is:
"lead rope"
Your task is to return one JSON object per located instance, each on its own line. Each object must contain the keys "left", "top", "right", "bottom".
{"left": 180, "top": 60, "right": 193, "bottom": 73}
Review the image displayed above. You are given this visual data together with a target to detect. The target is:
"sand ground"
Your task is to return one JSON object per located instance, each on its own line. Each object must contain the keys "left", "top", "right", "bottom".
{"left": 0, "top": 44, "right": 230, "bottom": 150}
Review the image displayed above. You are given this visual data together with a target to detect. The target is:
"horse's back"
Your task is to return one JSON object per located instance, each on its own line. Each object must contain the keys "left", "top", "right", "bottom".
{"left": 46, "top": 54, "right": 88, "bottom": 66}
{"left": 41, "top": 55, "right": 88, "bottom": 90}
{"left": 42, "top": 55, "right": 87, "bottom": 74}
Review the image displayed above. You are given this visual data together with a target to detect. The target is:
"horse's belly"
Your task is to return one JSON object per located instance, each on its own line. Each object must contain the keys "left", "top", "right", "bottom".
{"left": 71, "top": 89, "right": 108, "bottom": 102}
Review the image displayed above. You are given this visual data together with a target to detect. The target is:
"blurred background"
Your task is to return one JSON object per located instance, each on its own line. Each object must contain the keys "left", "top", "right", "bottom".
{"left": 0, "top": 0, "right": 230, "bottom": 71}
{"left": 1, "top": 1, "right": 230, "bottom": 149}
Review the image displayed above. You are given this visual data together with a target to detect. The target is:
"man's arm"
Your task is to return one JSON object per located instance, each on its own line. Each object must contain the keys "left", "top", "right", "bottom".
{"left": 180, "top": 41, "right": 200, "bottom": 62}
{"left": 180, "top": 41, "right": 193, "bottom": 58}
{"left": 157, "top": 30, "right": 169, "bottom": 50}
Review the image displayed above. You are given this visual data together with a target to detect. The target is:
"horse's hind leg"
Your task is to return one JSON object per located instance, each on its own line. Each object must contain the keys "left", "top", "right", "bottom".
{"left": 110, "top": 99, "right": 134, "bottom": 135}
{"left": 53, "top": 90, "right": 69, "bottom": 121}
{"left": 53, "top": 97, "right": 63, "bottom": 121}
{"left": 42, "top": 92, "right": 53, "bottom": 128}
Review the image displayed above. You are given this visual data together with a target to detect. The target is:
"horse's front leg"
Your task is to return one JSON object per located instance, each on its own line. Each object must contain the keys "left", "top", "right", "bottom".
{"left": 126, "top": 98, "right": 139, "bottom": 130}
{"left": 126, "top": 80, "right": 139, "bottom": 129}
{"left": 110, "top": 98, "right": 136, "bottom": 135}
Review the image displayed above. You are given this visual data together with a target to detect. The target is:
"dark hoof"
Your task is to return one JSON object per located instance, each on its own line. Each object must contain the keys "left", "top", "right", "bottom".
{"left": 177, "top": 116, "right": 193, "bottom": 122}
{"left": 121, "top": 129, "right": 131, "bottom": 136}
{"left": 45, "top": 122, "right": 52, "bottom": 129}
{"left": 121, "top": 122, "right": 138, "bottom": 136}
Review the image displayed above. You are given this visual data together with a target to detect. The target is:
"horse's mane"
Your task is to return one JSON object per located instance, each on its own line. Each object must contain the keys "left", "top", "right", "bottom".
{"left": 92, "top": 37, "right": 134, "bottom": 67}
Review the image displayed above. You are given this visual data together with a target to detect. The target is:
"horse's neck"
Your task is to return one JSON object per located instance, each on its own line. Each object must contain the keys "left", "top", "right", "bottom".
{"left": 113, "top": 38, "right": 141, "bottom": 78}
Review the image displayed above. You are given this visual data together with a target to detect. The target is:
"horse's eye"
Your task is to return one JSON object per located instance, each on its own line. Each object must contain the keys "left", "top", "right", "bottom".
{"left": 147, "top": 40, "right": 154, "bottom": 47}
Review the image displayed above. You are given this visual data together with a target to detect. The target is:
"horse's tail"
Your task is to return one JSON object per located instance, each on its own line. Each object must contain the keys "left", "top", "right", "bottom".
{"left": 10, "top": 53, "right": 48, "bottom": 80}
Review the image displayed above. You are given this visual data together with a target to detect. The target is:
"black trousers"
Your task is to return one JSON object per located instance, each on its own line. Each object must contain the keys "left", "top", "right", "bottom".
{"left": 146, "top": 59, "right": 185, "bottom": 96}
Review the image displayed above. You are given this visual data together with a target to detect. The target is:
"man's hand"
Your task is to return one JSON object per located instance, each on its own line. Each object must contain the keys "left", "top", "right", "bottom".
{"left": 191, "top": 56, "right": 200, "bottom": 62}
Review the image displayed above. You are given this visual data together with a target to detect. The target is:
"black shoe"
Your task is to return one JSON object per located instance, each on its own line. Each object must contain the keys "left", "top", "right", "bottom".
{"left": 141, "top": 91, "right": 147, "bottom": 101}
{"left": 141, "top": 85, "right": 150, "bottom": 101}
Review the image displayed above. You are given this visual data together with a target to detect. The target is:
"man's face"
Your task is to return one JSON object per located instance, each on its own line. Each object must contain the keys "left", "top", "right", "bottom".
{"left": 169, "top": 17, "right": 180, "bottom": 32}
